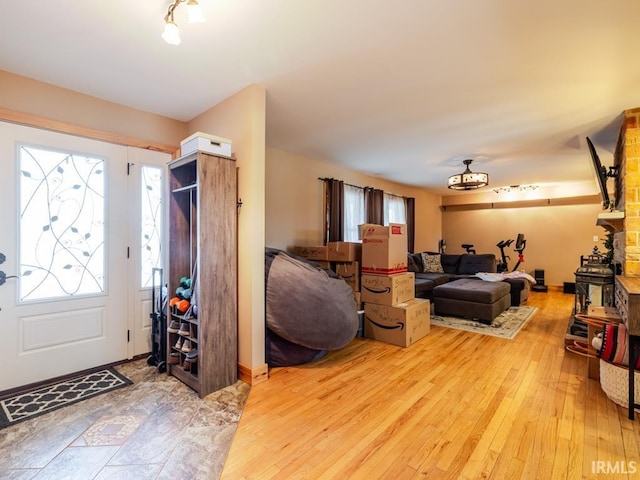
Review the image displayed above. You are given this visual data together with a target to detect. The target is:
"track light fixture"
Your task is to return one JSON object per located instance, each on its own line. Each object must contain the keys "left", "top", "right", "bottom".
{"left": 162, "top": 0, "right": 206, "bottom": 45}
{"left": 493, "top": 184, "right": 539, "bottom": 194}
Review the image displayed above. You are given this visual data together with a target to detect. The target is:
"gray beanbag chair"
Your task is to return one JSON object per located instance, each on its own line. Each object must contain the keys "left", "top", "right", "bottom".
{"left": 265, "top": 248, "right": 358, "bottom": 366}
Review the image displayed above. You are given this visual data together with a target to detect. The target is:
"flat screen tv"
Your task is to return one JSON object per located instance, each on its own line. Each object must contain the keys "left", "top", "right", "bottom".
{"left": 586, "top": 136, "right": 613, "bottom": 210}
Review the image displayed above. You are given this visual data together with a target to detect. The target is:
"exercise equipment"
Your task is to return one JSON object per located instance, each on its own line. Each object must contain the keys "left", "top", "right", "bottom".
{"left": 495, "top": 233, "right": 526, "bottom": 272}
{"left": 461, "top": 243, "right": 476, "bottom": 254}
{"left": 496, "top": 239, "right": 514, "bottom": 273}
{"left": 512, "top": 234, "right": 526, "bottom": 271}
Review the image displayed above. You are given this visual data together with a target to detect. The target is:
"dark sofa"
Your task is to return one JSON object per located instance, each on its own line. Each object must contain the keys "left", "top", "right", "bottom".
{"left": 408, "top": 252, "right": 530, "bottom": 306}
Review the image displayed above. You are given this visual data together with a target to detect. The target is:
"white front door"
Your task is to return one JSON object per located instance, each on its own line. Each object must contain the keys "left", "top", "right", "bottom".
{"left": 0, "top": 122, "right": 168, "bottom": 391}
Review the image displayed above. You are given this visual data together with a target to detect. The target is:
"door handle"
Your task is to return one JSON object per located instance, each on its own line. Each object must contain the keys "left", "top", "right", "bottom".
{"left": 0, "top": 252, "right": 18, "bottom": 286}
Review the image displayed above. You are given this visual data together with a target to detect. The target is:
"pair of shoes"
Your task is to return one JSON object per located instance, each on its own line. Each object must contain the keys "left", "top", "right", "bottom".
{"left": 184, "top": 349, "right": 198, "bottom": 371}
{"left": 168, "top": 352, "right": 180, "bottom": 365}
{"left": 183, "top": 359, "right": 192, "bottom": 371}
{"left": 181, "top": 340, "right": 191, "bottom": 353}
{"left": 167, "top": 320, "right": 180, "bottom": 333}
{"left": 186, "top": 349, "right": 198, "bottom": 363}
{"left": 174, "top": 337, "right": 183, "bottom": 350}
{"left": 178, "top": 323, "right": 190, "bottom": 336}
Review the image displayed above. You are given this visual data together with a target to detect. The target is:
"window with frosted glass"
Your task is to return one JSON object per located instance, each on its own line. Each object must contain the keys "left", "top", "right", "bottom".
{"left": 140, "top": 165, "right": 163, "bottom": 288}
{"left": 19, "top": 145, "right": 105, "bottom": 301}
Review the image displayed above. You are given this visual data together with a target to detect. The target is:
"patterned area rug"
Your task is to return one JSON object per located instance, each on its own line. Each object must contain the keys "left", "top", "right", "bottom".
{"left": 431, "top": 305, "right": 538, "bottom": 339}
{"left": 0, "top": 367, "right": 132, "bottom": 429}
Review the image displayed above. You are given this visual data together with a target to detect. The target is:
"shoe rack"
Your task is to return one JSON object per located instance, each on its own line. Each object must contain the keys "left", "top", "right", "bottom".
{"left": 166, "top": 150, "right": 238, "bottom": 398}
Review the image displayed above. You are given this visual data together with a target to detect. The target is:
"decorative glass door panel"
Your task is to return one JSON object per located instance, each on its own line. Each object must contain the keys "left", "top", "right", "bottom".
{"left": 19, "top": 145, "right": 105, "bottom": 301}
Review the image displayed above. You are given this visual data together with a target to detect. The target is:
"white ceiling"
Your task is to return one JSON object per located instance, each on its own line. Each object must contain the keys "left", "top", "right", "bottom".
{"left": 1, "top": 0, "right": 639, "bottom": 196}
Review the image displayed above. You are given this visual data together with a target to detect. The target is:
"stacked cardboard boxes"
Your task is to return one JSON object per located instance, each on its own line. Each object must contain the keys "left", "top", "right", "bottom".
{"left": 327, "top": 241, "right": 364, "bottom": 335}
{"left": 293, "top": 242, "right": 363, "bottom": 311}
{"left": 361, "top": 224, "right": 430, "bottom": 347}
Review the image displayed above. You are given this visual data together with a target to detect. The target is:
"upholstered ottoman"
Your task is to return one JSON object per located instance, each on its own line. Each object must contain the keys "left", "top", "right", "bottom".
{"left": 433, "top": 278, "right": 511, "bottom": 324}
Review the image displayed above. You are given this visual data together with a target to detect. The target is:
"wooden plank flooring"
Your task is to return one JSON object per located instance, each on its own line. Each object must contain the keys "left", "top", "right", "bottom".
{"left": 221, "top": 290, "right": 640, "bottom": 479}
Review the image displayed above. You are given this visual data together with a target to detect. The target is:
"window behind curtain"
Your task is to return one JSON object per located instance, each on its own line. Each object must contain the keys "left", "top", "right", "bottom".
{"left": 384, "top": 193, "right": 406, "bottom": 225}
{"left": 344, "top": 184, "right": 365, "bottom": 242}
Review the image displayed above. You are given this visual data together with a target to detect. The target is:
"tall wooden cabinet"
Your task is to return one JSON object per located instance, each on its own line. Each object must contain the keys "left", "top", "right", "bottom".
{"left": 167, "top": 150, "right": 237, "bottom": 398}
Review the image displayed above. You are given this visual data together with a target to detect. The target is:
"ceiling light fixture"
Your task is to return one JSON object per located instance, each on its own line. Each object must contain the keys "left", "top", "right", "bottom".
{"left": 493, "top": 184, "right": 539, "bottom": 194}
{"left": 162, "top": 0, "right": 206, "bottom": 46}
{"left": 447, "top": 159, "right": 489, "bottom": 190}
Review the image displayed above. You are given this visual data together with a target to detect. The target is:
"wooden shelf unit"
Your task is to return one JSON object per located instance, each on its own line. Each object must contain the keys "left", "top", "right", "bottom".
{"left": 167, "top": 150, "right": 238, "bottom": 397}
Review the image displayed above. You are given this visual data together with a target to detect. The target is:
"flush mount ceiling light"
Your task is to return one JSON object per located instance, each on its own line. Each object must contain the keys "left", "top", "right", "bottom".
{"left": 447, "top": 159, "right": 489, "bottom": 190}
{"left": 162, "top": 0, "right": 206, "bottom": 45}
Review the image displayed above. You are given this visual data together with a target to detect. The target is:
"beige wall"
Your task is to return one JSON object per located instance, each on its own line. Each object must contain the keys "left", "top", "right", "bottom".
{"left": 265, "top": 146, "right": 605, "bottom": 287}
{"left": 442, "top": 202, "right": 605, "bottom": 286}
{"left": 0, "top": 70, "right": 186, "bottom": 146}
{"left": 188, "top": 84, "right": 266, "bottom": 373}
{"left": 265, "top": 147, "right": 442, "bottom": 253}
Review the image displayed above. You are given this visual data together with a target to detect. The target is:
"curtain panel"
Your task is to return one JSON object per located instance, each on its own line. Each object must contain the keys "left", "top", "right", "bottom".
{"left": 364, "top": 187, "right": 384, "bottom": 225}
{"left": 406, "top": 197, "right": 415, "bottom": 253}
{"left": 324, "top": 178, "right": 344, "bottom": 243}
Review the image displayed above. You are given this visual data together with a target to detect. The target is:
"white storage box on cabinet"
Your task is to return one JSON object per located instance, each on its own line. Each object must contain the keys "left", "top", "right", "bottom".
{"left": 180, "top": 131, "right": 232, "bottom": 157}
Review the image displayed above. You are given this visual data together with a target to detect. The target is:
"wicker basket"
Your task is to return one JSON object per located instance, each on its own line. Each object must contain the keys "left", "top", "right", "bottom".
{"left": 599, "top": 359, "right": 640, "bottom": 411}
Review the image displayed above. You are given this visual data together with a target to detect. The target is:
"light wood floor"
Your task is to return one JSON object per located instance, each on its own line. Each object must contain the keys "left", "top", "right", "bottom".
{"left": 222, "top": 290, "right": 640, "bottom": 479}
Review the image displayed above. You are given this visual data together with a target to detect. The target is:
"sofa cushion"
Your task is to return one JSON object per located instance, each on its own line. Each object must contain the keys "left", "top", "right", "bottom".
{"left": 407, "top": 253, "right": 423, "bottom": 273}
{"left": 415, "top": 272, "right": 452, "bottom": 286}
{"left": 458, "top": 254, "right": 496, "bottom": 275}
{"left": 414, "top": 277, "right": 435, "bottom": 298}
{"left": 440, "top": 254, "right": 462, "bottom": 274}
{"left": 420, "top": 253, "right": 444, "bottom": 273}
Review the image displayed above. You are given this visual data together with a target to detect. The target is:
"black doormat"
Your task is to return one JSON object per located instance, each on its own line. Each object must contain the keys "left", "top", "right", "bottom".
{"left": 0, "top": 367, "right": 133, "bottom": 429}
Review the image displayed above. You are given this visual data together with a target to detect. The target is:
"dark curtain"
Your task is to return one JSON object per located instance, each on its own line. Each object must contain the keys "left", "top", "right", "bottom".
{"left": 364, "top": 188, "right": 384, "bottom": 225}
{"left": 406, "top": 197, "right": 415, "bottom": 253}
{"left": 324, "top": 178, "right": 344, "bottom": 242}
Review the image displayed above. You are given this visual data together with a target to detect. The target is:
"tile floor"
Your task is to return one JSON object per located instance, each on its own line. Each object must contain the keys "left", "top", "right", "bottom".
{"left": 0, "top": 359, "right": 250, "bottom": 480}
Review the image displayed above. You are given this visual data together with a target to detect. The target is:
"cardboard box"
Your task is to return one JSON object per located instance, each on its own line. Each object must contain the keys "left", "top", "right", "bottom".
{"left": 361, "top": 223, "right": 408, "bottom": 275}
{"left": 327, "top": 242, "right": 362, "bottom": 262}
{"left": 358, "top": 223, "right": 379, "bottom": 240}
{"left": 354, "top": 291, "right": 362, "bottom": 310}
{"left": 335, "top": 261, "right": 360, "bottom": 291}
{"left": 181, "top": 131, "right": 232, "bottom": 157}
{"left": 364, "top": 298, "right": 430, "bottom": 347}
{"left": 292, "top": 246, "right": 329, "bottom": 261}
{"left": 361, "top": 272, "right": 414, "bottom": 306}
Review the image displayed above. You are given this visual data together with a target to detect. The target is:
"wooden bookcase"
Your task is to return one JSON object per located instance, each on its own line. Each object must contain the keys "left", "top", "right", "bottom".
{"left": 167, "top": 150, "right": 237, "bottom": 397}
